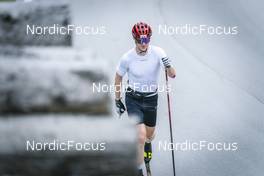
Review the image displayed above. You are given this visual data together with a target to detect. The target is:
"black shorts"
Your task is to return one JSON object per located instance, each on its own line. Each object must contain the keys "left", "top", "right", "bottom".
{"left": 125, "top": 89, "right": 158, "bottom": 127}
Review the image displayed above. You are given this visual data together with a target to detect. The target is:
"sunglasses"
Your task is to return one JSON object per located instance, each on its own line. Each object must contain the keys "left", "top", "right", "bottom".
{"left": 136, "top": 36, "right": 150, "bottom": 44}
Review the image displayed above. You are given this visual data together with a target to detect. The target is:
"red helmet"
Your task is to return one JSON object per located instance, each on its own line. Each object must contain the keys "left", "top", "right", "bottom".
{"left": 132, "top": 22, "right": 152, "bottom": 40}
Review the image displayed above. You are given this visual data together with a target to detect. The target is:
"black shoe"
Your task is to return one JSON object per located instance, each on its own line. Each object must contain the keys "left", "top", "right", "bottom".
{"left": 144, "top": 142, "right": 152, "bottom": 163}
{"left": 138, "top": 169, "right": 144, "bottom": 176}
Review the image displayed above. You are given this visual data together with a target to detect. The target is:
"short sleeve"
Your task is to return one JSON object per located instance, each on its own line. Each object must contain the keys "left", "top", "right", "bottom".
{"left": 116, "top": 56, "right": 128, "bottom": 77}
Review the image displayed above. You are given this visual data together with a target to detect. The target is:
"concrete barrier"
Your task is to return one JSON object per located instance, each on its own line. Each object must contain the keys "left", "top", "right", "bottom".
{"left": 0, "top": 47, "right": 110, "bottom": 115}
{"left": 0, "top": 1, "right": 71, "bottom": 46}
{"left": 0, "top": 1, "right": 138, "bottom": 175}
{"left": 0, "top": 115, "right": 137, "bottom": 176}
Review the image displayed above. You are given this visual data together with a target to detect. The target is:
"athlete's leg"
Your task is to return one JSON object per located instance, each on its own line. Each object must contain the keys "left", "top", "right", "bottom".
{"left": 125, "top": 92, "right": 145, "bottom": 175}
{"left": 143, "top": 94, "right": 158, "bottom": 164}
{"left": 144, "top": 125, "right": 155, "bottom": 164}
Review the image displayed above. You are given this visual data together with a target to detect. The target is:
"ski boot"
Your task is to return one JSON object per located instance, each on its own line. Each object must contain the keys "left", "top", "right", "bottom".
{"left": 144, "top": 142, "right": 152, "bottom": 163}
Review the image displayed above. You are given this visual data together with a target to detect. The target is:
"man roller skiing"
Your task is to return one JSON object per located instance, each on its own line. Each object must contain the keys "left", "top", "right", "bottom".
{"left": 114, "top": 22, "right": 176, "bottom": 176}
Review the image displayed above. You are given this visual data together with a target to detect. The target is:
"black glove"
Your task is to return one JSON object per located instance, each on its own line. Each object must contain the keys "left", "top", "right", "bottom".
{"left": 161, "top": 57, "right": 172, "bottom": 68}
{"left": 115, "top": 98, "right": 126, "bottom": 116}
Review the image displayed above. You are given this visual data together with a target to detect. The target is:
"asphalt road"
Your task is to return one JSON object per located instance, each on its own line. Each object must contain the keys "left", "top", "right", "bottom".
{"left": 72, "top": 0, "right": 264, "bottom": 175}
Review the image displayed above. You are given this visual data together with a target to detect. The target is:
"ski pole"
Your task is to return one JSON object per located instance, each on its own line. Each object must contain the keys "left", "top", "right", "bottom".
{"left": 165, "top": 70, "right": 176, "bottom": 176}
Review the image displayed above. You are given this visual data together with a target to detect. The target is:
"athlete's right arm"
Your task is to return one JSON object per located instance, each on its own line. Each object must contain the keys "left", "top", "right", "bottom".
{"left": 114, "top": 73, "right": 122, "bottom": 100}
{"left": 114, "top": 73, "right": 126, "bottom": 116}
{"left": 115, "top": 54, "right": 128, "bottom": 99}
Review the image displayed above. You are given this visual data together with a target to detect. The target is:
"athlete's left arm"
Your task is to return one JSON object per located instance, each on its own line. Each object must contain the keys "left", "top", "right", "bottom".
{"left": 166, "top": 66, "right": 176, "bottom": 78}
{"left": 161, "top": 56, "right": 176, "bottom": 78}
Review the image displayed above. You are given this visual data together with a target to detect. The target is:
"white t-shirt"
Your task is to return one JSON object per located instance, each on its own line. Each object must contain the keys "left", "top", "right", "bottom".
{"left": 116, "top": 45, "right": 166, "bottom": 92}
